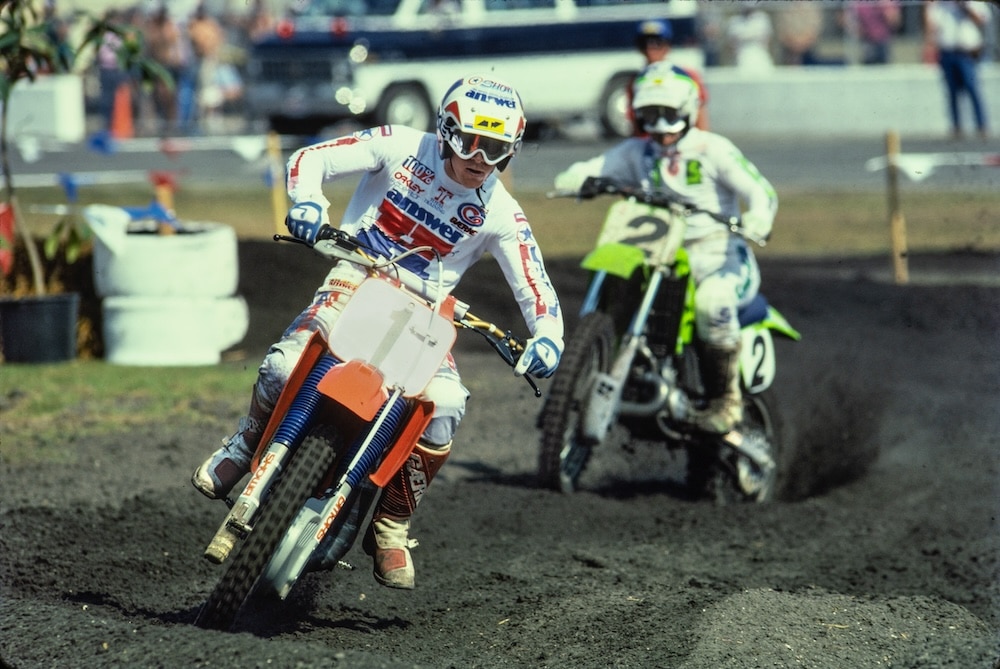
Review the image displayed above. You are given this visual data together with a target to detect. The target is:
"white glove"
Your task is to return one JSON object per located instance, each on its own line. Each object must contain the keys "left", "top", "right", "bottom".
{"left": 285, "top": 201, "right": 329, "bottom": 244}
{"left": 553, "top": 168, "right": 589, "bottom": 193}
{"left": 740, "top": 212, "right": 773, "bottom": 244}
{"left": 514, "top": 336, "right": 563, "bottom": 378}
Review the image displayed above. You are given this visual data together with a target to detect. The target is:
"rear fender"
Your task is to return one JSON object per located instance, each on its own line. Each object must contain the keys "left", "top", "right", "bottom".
{"left": 739, "top": 305, "right": 799, "bottom": 393}
{"left": 761, "top": 305, "right": 801, "bottom": 341}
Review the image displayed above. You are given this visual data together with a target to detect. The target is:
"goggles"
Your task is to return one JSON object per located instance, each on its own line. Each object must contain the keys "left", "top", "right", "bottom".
{"left": 448, "top": 130, "right": 516, "bottom": 166}
{"left": 637, "top": 106, "right": 686, "bottom": 134}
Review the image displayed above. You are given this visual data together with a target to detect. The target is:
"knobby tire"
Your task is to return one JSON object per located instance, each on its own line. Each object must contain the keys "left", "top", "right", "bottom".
{"left": 538, "top": 311, "right": 616, "bottom": 492}
{"left": 195, "top": 431, "right": 336, "bottom": 631}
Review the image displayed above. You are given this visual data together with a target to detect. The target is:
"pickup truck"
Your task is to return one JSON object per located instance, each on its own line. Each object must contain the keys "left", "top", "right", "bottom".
{"left": 244, "top": 0, "right": 702, "bottom": 137}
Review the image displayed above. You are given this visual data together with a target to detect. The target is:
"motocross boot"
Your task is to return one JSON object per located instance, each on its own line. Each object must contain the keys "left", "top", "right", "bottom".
{"left": 363, "top": 440, "right": 451, "bottom": 589}
{"left": 191, "top": 387, "right": 268, "bottom": 499}
{"left": 693, "top": 343, "right": 743, "bottom": 434}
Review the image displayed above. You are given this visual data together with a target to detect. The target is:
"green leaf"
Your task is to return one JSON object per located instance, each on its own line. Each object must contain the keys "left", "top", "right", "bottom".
{"left": 43, "top": 232, "right": 59, "bottom": 260}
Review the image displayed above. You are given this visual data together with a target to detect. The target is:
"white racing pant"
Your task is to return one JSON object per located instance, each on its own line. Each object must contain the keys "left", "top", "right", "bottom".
{"left": 686, "top": 233, "right": 761, "bottom": 348}
{"left": 250, "top": 262, "right": 469, "bottom": 447}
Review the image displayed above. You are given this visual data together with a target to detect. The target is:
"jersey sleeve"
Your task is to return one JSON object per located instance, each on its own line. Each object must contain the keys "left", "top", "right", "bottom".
{"left": 285, "top": 126, "right": 407, "bottom": 207}
{"left": 488, "top": 206, "right": 564, "bottom": 343}
{"left": 711, "top": 135, "right": 778, "bottom": 227}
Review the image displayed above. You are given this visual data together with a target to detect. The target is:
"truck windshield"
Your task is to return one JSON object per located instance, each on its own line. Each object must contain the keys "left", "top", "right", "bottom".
{"left": 291, "top": 0, "right": 403, "bottom": 18}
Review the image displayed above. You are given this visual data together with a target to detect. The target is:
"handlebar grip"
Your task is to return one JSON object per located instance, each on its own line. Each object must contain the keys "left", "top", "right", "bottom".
{"left": 315, "top": 225, "right": 338, "bottom": 242}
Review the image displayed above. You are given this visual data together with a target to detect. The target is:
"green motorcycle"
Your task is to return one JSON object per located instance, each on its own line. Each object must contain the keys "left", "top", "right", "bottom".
{"left": 538, "top": 178, "right": 800, "bottom": 503}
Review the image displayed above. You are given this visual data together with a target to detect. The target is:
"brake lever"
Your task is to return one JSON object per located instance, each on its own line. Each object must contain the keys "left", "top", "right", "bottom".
{"left": 479, "top": 330, "right": 542, "bottom": 398}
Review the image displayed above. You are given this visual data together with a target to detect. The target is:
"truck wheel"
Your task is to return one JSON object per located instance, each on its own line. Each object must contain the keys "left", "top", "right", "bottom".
{"left": 375, "top": 85, "right": 434, "bottom": 132}
{"left": 599, "top": 73, "right": 636, "bottom": 139}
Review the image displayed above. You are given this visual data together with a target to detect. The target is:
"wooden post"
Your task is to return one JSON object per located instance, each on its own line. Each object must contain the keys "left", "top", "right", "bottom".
{"left": 885, "top": 130, "right": 909, "bottom": 285}
{"left": 268, "top": 132, "right": 287, "bottom": 235}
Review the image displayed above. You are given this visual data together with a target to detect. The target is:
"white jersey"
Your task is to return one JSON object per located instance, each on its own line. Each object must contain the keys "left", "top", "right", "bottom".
{"left": 286, "top": 124, "right": 563, "bottom": 341}
{"left": 555, "top": 128, "right": 777, "bottom": 241}
{"left": 926, "top": 1, "right": 990, "bottom": 52}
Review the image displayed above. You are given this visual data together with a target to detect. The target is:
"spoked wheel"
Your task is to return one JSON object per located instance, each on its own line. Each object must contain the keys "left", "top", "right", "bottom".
{"left": 538, "top": 312, "right": 616, "bottom": 493}
{"left": 686, "top": 390, "right": 783, "bottom": 504}
{"left": 195, "top": 430, "right": 336, "bottom": 631}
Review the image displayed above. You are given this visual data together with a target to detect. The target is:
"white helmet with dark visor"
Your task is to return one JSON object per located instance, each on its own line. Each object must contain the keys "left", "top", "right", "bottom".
{"left": 632, "top": 63, "right": 699, "bottom": 136}
{"left": 437, "top": 75, "right": 526, "bottom": 170}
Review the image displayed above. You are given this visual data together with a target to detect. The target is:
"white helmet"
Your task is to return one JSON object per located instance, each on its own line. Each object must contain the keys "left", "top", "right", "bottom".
{"left": 437, "top": 75, "right": 526, "bottom": 172}
{"left": 632, "top": 63, "right": 699, "bottom": 135}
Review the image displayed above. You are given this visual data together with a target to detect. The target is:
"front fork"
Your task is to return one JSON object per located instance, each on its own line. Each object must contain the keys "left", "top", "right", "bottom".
{"left": 580, "top": 269, "right": 668, "bottom": 444}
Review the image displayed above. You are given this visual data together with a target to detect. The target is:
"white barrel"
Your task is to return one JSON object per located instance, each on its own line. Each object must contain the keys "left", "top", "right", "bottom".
{"left": 92, "top": 221, "right": 239, "bottom": 298}
{"left": 102, "top": 295, "right": 249, "bottom": 366}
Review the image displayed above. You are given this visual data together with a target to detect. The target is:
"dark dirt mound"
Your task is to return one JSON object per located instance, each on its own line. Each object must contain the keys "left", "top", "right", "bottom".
{"left": 2, "top": 244, "right": 998, "bottom": 669}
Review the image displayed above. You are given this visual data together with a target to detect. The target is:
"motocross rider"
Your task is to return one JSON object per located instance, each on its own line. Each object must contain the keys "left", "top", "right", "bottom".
{"left": 192, "top": 74, "right": 564, "bottom": 589}
{"left": 554, "top": 63, "right": 777, "bottom": 434}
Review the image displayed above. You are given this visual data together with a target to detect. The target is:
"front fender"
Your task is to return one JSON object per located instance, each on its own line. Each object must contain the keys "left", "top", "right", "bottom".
{"left": 581, "top": 242, "right": 647, "bottom": 279}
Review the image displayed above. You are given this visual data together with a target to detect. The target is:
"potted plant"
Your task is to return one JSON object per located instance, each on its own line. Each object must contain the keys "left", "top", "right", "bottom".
{"left": 0, "top": 0, "right": 170, "bottom": 362}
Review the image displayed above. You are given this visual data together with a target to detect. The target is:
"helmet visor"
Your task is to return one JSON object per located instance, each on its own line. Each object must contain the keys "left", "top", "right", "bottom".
{"left": 637, "top": 106, "right": 686, "bottom": 134}
{"left": 449, "top": 130, "right": 515, "bottom": 165}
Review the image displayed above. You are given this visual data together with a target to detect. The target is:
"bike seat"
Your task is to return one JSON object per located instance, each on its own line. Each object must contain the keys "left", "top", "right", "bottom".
{"left": 738, "top": 293, "right": 770, "bottom": 327}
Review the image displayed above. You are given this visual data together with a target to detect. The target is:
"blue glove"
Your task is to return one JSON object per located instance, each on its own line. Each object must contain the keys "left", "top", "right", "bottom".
{"left": 514, "top": 336, "right": 562, "bottom": 378}
{"left": 285, "top": 201, "right": 328, "bottom": 244}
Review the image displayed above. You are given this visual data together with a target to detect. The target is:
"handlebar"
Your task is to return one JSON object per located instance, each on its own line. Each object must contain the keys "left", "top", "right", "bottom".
{"left": 549, "top": 176, "right": 766, "bottom": 246}
{"left": 273, "top": 230, "right": 541, "bottom": 397}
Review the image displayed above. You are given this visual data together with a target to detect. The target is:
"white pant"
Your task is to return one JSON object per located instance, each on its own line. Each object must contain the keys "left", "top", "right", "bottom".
{"left": 252, "top": 262, "right": 469, "bottom": 447}
{"left": 687, "top": 233, "right": 760, "bottom": 348}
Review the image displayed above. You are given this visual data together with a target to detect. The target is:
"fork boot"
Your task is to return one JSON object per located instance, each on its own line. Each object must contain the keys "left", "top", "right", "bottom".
{"left": 693, "top": 343, "right": 743, "bottom": 434}
{"left": 363, "top": 441, "right": 451, "bottom": 589}
{"left": 191, "top": 387, "right": 268, "bottom": 499}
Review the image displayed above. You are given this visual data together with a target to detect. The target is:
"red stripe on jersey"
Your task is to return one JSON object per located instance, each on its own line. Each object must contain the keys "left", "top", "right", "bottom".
{"left": 518, "top": 242, "right": 551, "bottom": 318}
{"left": 287, "top": 136, "right": 359, "bottom": 181}
{"left": 377, "top": 199, "right": 457, "bottom": 259}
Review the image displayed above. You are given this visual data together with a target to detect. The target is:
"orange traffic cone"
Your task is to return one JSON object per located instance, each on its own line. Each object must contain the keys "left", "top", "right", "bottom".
{"left": 110, "top": 83, "right": 134, "bottom": 139}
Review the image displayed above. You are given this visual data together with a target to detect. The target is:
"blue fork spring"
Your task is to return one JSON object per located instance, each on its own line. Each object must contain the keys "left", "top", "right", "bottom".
{"left": 344, "top": 394, "right": 409, "bottom": 489}
{"left": 271, "top": 354, "right": 339, "bottom": 448}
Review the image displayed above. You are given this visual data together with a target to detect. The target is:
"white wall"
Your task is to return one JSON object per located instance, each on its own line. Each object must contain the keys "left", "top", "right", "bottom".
{"left": 704, "top": 63, "right": 1000, "bottom": 139}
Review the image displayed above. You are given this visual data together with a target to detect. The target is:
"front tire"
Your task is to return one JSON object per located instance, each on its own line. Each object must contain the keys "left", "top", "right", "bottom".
{"left": 538, "top": 312, "right": 616, "bottom": 493}
{"left": 195, "top": 430, "right": 337, "bottom": 631}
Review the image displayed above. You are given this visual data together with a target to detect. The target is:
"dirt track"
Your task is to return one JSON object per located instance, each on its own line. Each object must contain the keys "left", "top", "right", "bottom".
{"left": 2, "top": 243, "right": 999, "bottom": 669}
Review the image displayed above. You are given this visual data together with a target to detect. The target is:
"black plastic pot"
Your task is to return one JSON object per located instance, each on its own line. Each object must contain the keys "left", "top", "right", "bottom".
{"left": 0, "top": 293, "right": 80, "bottom": 363}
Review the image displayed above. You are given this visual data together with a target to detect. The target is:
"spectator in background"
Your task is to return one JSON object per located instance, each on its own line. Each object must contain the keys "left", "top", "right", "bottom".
{"left": 188, "top": 2, "right": 243, "bottom": 133}
{"left": 145, "top": 5, "right": 193, "bottom": 134}
{"left": 726, "top": 6, "right": 775, "bottom": 73}
{"left": 42, "top": 0, "right": 73, "bottom": 73}
{"left": 775, "top": 2, "right": 822, "bottom": 66}
{"left": 924, "top": 0, "right": 991, "bottom": 140}
{"left": 629, "top": 19, "right": 709, "bottom": 131}
{"left": 696, "top": 2, "right": 725, "bottom": 68}
{"left": 846, "top": 0, "right": 901, "bottom": 65}
{"left": 96, "top": 9, "right": 128, "bottom": 132}
{"left": 245, "top": 0, "right": 276, "bottom": 43}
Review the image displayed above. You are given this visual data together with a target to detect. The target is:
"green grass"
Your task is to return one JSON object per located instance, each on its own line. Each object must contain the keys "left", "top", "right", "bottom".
{"left": 5, "top": 183, "right": 998, "bottom": 465}
{"left": 0, "top": 361, "right": 258, "bottom": 465}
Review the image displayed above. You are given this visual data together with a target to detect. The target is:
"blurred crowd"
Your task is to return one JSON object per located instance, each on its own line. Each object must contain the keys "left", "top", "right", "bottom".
{"left": 698, "top": 0, "right": 997, "bottom": 73}
{"left": 45, "top": 0, "right": 275, "bottom": 137}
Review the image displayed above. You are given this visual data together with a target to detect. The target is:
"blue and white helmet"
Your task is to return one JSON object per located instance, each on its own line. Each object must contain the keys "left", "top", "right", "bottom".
{"left": 437, "top": 75, "right": 526, "bottom": 172}
{"left": 632, "top": 62, "right": 699, "bottom": 135}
